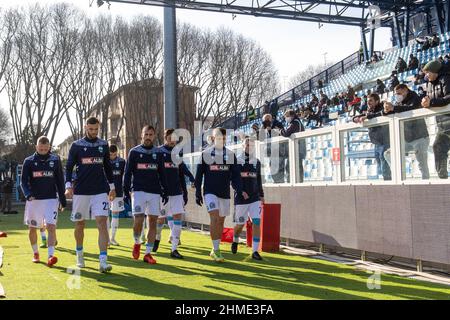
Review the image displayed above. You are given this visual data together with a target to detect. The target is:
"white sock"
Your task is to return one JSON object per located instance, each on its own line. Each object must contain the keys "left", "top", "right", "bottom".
{"left": 233, "top": 235, "right": 240, "bottom": 243}
{"left": 133, "top": 232, "right": 141, "bottom": 245}
{"left": 212, "top": 239, "right": 220, "bottom": 251}
{"left": 141, "top": 223, "right": 146, "bottom": 239}
{"left": 99, "top": 252, "right": 107, "bottom": 264}
{"left": 156, "top": 223, "right": 163, "bottom": 241}
{"left": 40, "top": 231, "right": 46, "bottom": 240}
{"left": 171, "top": 222, "right": 182, "bottom": 251}
{"left": 48, "top": 246, "right": 55, "bottom": 258}
{"left": 167, "top": 218, "right": 174, "bottom": 240}
{"left": 111, "top": 216, "right": 119, "bottom": 240}
{"left": 31, "top": 243, "right": 38, "bottom": 254}
{"left": 252, "top": 237, "right": 260, "bottom": 253}
{"left": 145, "top": 243, "right": 153, "bottom": 254}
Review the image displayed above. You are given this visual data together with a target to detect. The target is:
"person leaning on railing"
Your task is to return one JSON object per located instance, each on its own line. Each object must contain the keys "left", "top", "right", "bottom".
{"left": 258, "top": 114, "right": 284, "bottom": 183}
{"left": 278, "top": 110, "right": 306, "bottom": 183}
{"left": 352, "top": 93, "right": 392, "bottom": 181}
{"left": 383, "top": 84, "right": 430, "bottom": 179}
{"left": 421, "top": 60, "right": 450, "bottom": 179}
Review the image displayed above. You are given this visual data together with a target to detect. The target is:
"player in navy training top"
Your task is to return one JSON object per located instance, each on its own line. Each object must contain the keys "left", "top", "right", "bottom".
{"left": 123, "top": 125, "right": 168, "bottom": 265}
{"left": 65, "top": 117, "right": 116, "bottom": 273}
{"left": 154, "top": 129, "right": 194, "bottom": 258}
{"left": 21, "top": 136, "right": 66, "bottom": 267}
{"left": 108, "top": 144, "right": 126, "bottom": 246}
{"left": 232, "top": 136, "right": 264, "bottom": 260}
{"left": 195, "top": 127, "right": 249, "bottom": 262}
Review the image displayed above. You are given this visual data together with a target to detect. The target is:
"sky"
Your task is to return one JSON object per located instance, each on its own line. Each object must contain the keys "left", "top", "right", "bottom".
{"left": 0, "top": 0, "right": 393, "bottom": 144}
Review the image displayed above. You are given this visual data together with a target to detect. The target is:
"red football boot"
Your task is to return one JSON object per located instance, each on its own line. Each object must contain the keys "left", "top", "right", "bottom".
{"left": 132, "top": 243, "right": 141, "bottom": 260}
{"left": 32, "top": 253, "right": 40, "bottom": 263}
{"left": 47, "top": 256, "right": 58, "bottom": 267}
{"left": 143, "top": 253, "right": 156, "bottom": 264}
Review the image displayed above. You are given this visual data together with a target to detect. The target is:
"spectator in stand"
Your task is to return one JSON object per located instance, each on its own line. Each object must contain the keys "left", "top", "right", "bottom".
{"left": 421, "top": 60, "right": 450, "bottom": 179}
{"left": 304, "top": 103, "right": 320, "bottom": 127}
{"left": 247, "top": 105, "right": 256, "bottom": 122}
{"left": 319, "top": 91, "right": 329, "bottom": 106}
{"left": 347, "top": 85, "right": 355, "bottom": 101}
{"left": 353, "top": 93, "right": 392, "bottom": 180}
{"left": 310, "top": 94, "right": 319, "bottom": 106}
{"left": 332, "top": 93, "right": 340, "bottom": 106}
{"left": 319, "top": 103, "right": 329, "bottom": 127}
{"left": 259, "top": 113, "right": 285, "bottom": 183}
{"left": 371, "top": 52, "right": 380, "bottom": 64}
{"left": 444, "top": 54, "right": 450, "bottom": 65}
{"left": 389, "top": 73, "right": 400, "bottom": 91}
{"left": 414, "top": 71, "right": 426, "bottom": 85}
{"left": 260, "top": 113, "right": 284, "bottom": 138}
{"left": 1, "top": 177, "right": 14, "bottom": 214}
{"left": 279, "top": 109, "right": 306, "bottom": 182}
{"left": 407, "top": 54, "right": 419, "bottom": 71}
{"left": 383, "top": 84, "right": 430, "bottom": 179}
{"left": 416, "top": 36, "right": 431, "bottom": 52}
{"left": 431, "top": 33, "right": 440, "bottom": 48}
{"left": 269, "top": 99, "right": 279, "bottom": 119}
{"left": 339, "top": 93, "right": 348, "bottom": 113}
{"left": 417, "top": 86, "right": 427, "bottom": 100}
{"left": 376, "top": 79, "right": 386, "bottom": 94}
{"left": 395, "top": 57, "right": 408, "bottom": 73}
{"left": 360, "top": 94, "right": 368, "bottom": 113}
{"left": 348, "top": 93, "right": 362, "bottom": 117}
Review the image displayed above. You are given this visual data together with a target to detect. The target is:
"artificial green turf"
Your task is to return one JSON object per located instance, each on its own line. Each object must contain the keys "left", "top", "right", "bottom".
{"left": 0, "top": 209, "right": 449, "bottom": 300}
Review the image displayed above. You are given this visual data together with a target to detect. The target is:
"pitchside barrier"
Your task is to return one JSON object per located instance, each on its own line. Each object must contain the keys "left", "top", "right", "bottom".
{"left": 183, "top": 104, "right": 450, "bottom": 269}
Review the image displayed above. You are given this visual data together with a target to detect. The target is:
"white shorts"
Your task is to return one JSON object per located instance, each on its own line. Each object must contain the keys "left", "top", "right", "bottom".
{"left": 110, "top": 197, "right": 125, "bottom": 213}
{"left": 132, "top": 191, "right": 160, "bottom": 216}
{"left": 71, "top": 193, "right": 109, "bottom": 221}
{"left": 24, "top": 199, "right": 59, "bottom": 228}
{"left": 205, "top": 194, "right": 230, "bottom": 217}
{"left": 234, "top": 201, "right": 262, "bottom": 225}
{"left": 159, "top": 195, "right": 185, "bottom": 218}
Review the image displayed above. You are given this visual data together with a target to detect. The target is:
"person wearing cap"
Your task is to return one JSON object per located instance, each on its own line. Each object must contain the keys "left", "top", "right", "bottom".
{"left": 421, "top": 60, "right": 450, "bottom": 178}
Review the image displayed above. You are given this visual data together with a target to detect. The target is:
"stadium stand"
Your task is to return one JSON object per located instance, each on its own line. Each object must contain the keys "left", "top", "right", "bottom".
{"left": 231, "top": 31, "right": 450, "bottom": 140}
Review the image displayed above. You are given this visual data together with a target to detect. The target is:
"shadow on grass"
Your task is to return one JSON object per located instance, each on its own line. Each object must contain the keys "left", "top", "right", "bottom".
{"left": 53, "top": 244, "right": 450, "bottom": 300}
{"left": 4, "top": 213, "right": 450, "bottom": 300}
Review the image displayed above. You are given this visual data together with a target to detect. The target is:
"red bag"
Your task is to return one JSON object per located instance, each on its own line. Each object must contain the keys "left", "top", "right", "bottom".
{"left": 221, "top": 227, "right": 234, "bottom": 243}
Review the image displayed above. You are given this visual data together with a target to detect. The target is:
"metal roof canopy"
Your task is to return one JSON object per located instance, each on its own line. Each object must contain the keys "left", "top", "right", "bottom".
{"left": 104, "top": 0, "right": 438, "bottom": 28}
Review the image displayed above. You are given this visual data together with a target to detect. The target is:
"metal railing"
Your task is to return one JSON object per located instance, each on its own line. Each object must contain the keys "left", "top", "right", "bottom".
{"left": 185, "top": 104, "right": 450, "bottom": 187}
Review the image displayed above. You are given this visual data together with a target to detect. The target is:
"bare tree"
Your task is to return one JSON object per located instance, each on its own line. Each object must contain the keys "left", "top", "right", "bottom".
{"left": 288, "top": 61, "right": 335, "bottom": 89}
{"left": 65, "top": 15, "right": 102, "bottom": 140}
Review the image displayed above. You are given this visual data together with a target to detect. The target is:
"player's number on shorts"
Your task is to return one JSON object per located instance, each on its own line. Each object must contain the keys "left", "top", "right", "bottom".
{"left": 54, "top": 211, "right": 57, "bottom": 220}
{"left": 103, "top": 202, "right": 109, "bottom": 210}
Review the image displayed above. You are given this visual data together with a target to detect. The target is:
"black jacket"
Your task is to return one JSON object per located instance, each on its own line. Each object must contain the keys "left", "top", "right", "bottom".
{"left": 365, "top": 103, "right": 390, "bottom": 146}
{"left": 408, "top": 57, "right": 419, "bottom": 70}
{"left": 389, "top": 77, "right": 400, "bottom": 91}
{"left": 386, "top": 90, "right": 429, "bottom": 142}
{"left": 396, "top": 59, "right": 407, "bottom": 73}
{"left": 376, "top": 82, "right": 386, "bottom": 94}
{"left": 280, "top": 117, "right": 304, "bottom": 137}
{"left": 426, "top": 64, "right": 450, "bottom": 132}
